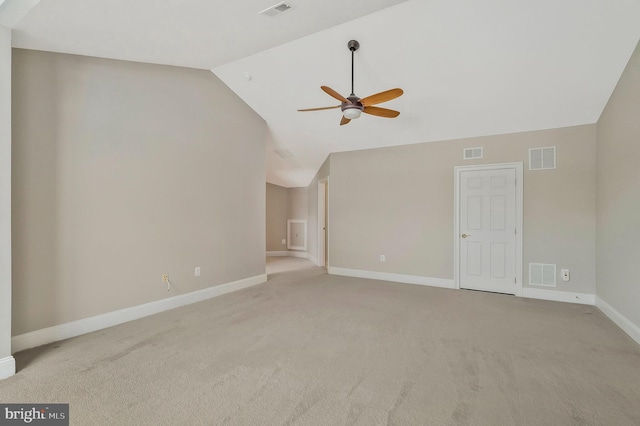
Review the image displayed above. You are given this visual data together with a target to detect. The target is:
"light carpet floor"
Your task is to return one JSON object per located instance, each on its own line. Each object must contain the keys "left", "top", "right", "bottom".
{"left": 1, "top": 257, "right": 640, "bottom": 425}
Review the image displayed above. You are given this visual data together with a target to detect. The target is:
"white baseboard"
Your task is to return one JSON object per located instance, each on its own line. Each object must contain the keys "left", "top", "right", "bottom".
{"left": 266, "top": 251, "right": 309, "bottom": 259}
{"left": 12, "top": 274, "right": 267, "bottom": 354}
{"left": 308, "top": 255, "right": 319, "bottom": 266}
{"left": 521, "top": 287, "right": 595, "bottom": 305}
{"left": 596, "top": 296, "right": 640, "bottom": 346}
{"left": 328, "top": 267, "right": 597, "bottom": 306}
{"left": 0, "top": 355, "right": 15, "bottom": 380}
{"left": 328, "top": 267, "right": 455, "bottom": 289}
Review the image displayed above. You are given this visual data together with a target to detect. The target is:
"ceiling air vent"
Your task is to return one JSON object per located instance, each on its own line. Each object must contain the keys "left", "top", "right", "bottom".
{"left": 259, "top": 2, "right": 292, "bottom": 16}
{"left": 463, "top": 147, "right": 483, "bottom": 160}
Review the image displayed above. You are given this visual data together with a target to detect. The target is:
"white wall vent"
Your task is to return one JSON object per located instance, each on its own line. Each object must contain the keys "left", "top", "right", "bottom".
{"left": 529, "top": 263, "right": 556, "bottom": 287}
{"left": 463, "top": 147, "right": 483, "bottom": 160}
{"left": 259, "top": 2, "right": 292, "bottom": 16}
{"left": 529, "top": 146, "right": 556, "bottom": 170}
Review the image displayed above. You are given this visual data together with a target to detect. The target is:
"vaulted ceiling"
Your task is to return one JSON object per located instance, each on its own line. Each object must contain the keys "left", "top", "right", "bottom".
{"left": 3, "top": 0, "right": 640, "bottom": 187}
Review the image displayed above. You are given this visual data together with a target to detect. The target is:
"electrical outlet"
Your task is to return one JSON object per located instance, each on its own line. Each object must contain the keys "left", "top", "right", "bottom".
{"left": 195, "top": 267, "right": 201, "bottom": 277}
{"left": 162, "top": 273, "right": 169, "bottom": 283}
{"left": 561, "top": 269, "right": 570, "bottom": 282}
{"left": 380, "top": 255, "right": 386, "bottom": 262}
{"left": 282, "top": 239, "right": 286, "bottom": 245}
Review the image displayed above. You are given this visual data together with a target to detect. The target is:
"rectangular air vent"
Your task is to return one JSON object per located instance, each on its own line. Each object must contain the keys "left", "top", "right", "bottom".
{"left": 259, "top": 2, "right": 292, "bottom": 16}
{"left": 529, "top": 146, "right": 556, "bottom": 170}
{"left": 529, "top": 263, "right": 556, "bottom": 287}
{"left": 463, "top": 147, "right": 483, "bottom": 160}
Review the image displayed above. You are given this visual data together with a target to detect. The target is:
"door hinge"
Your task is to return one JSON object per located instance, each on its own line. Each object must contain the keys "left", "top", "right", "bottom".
{"left": 514, "top": 277, "right": 517, "bottom": 284}
{"left": 515, "top": 228, "right": 517, "bottom": 235}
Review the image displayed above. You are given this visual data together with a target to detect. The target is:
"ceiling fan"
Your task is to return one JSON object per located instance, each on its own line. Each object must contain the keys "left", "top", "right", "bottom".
{"left": 298, "top": 40, "right": 403, "bottom": 126}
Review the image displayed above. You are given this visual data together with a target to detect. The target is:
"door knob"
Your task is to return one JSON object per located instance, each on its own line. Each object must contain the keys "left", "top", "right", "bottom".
{"left": 461, "top": 234, "right": 471, "bottom": 238}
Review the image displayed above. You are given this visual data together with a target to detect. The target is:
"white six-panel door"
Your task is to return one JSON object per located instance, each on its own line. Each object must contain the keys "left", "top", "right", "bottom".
{"left": 459, "top": 168, "right": 517, "bottom": 294}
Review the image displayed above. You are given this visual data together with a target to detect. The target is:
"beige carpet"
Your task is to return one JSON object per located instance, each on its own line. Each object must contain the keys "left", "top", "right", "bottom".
{"left": 1, "top": 257, "right": 639, "bottom": 425}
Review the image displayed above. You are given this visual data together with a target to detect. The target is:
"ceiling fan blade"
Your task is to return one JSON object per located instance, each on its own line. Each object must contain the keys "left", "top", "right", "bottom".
{"left": 322, "top": 86, "right": 349, "bottom": 103}
{"left": 297, "top": 105, "right": 341, "bottom": 112}
{"left": 360, "top": 88, "right": 404, "bottom": 106}
{"left": 340, "top": 116, "right": 351, "bottom": 126}
{"left": 363, "top": 106, "right": 400, "bottom": 118}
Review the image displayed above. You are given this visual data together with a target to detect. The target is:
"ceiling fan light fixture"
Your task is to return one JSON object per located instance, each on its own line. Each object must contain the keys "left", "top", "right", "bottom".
{"left": 343, "top": 108, "right": 362, "bottom": 120}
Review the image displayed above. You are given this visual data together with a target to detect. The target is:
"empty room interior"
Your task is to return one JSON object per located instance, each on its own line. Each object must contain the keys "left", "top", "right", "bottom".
{"left": 1, "top": 1, "right": 640, "bottom": 424}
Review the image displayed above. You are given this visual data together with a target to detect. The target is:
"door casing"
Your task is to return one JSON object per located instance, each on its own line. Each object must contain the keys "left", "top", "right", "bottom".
{"left": 454, "top": 162, "right": 523, "bottom": 296}
{"left": 318, "top": 177, "right": 329, "bottom": 267}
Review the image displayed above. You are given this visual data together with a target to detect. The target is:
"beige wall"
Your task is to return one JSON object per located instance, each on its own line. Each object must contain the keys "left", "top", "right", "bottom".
{"left": 266, "top": 183, "right": 308, "bottom": 252}
{"left": 596, "top": 41, "right": 640, "bottom": 328}
{"left": 266, "top": 183, "right": 288, "bottom": 252}
{"left": 329, "top": 125, "right": 596, "bottom": 294}
{"left": 0, "top": 26, "right": 12, "bottom": 365}
{"left": 287, "top": 187, "right": 308, "bottom": 251}
{"left": 12, "top": 49, "right": 267, "bottom": 336}
{"left": 306, "top": 156, "right": 330, "bottom": 263}
{"left": 288, "top": 187, "right": 308, "bottom": 221}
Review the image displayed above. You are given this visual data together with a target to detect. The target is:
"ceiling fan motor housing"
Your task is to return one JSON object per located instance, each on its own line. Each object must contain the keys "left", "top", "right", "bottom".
{"left": 341, "top": 95, "right": 363, "bottom": 113}
{"left": 342, "top": 95, "right": 363, "bottom": 120}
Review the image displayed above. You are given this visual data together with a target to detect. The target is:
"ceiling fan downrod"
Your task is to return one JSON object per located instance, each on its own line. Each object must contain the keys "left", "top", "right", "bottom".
{"left": 348, "top": 40, "right": 359, "bottom": 97}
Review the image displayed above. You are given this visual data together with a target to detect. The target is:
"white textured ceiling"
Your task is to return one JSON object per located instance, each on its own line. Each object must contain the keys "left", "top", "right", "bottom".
{"left": 214, "top": 0, "right": 640, "bottom": 186}
{"left": 7, "top": 0, "right": 407, "bottom": 69}
{"left": 4, "top": 0, "right": 640, "bottom": 187}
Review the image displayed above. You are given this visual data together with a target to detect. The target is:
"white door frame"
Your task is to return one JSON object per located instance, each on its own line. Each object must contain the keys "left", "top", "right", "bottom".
{"left": 318, "top": 177, "right": 329, "bottom": 267}
{"left": 454, "top": 162, "right": 523, "bottom": 296}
